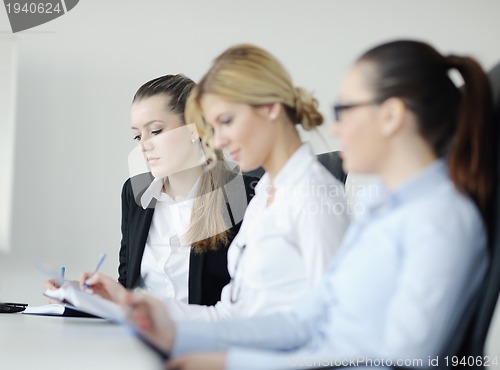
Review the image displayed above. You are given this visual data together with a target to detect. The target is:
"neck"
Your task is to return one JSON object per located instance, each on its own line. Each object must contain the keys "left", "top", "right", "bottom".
{"left": 262, "top": 124, "right": 302, "bottom": 182}
{"left": 379, "top": 141, "right": 437, "bottom": 190}
{"left": 164, "top": 165, "right": 203, "bottom": 198}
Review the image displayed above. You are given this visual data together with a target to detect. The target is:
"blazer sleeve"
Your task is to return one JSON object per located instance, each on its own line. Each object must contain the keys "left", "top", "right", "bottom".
{"left": 118, "top": 179, "right": 130, "bottom": 287}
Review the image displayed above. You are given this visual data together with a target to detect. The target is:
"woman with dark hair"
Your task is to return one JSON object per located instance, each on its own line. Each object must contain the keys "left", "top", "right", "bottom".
{"left": 126, "top": 40, "right": 495, "bottom": 370}
{"left": 48, "top": 74, "right": 256, "bottom": 307}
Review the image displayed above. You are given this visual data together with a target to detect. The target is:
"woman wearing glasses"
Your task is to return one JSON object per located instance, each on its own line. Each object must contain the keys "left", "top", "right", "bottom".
{"left": 127, "top": 40, "right": 494, "bottom": 370}
{"left": 88, "top": 45, "right": 349, "bottom": 321}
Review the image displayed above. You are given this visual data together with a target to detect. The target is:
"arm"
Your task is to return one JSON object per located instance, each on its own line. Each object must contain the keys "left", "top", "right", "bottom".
{"left": 127, "top": 275, "right": 333, "bottom": 367}
{"left": 172, "top": 275, "right": 334, "bottom": 354}
{"left": 118, "top": 180, "right": 130, "bottom": 287}
{"left": 172, "top": 311, "right": 309, "bottom": 355}
{"left": 166, "top": 289, "right": 233, "bottom": 322}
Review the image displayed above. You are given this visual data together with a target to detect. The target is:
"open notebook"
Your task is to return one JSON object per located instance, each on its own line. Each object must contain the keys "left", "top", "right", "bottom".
{"left": 39, "top": 283, "right": 126, "bottom": 322}
{"left": 23, "top": 303, "right": 99, "bottom": 318}
{"left": 28, "top": 283, "right": 169, "bottom": 359}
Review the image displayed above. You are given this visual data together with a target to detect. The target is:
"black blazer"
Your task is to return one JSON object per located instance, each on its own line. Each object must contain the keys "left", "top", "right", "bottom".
{"left": 118, "top": 171, "right": 257, "bottom": 306}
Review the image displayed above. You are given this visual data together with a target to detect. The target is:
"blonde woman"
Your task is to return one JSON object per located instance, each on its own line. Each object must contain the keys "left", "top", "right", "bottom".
{"left": 88, "top": 45, "right": 349, "bottom": 320}
{"left": 96, "top": 45, "right": 349, "bottom": 323}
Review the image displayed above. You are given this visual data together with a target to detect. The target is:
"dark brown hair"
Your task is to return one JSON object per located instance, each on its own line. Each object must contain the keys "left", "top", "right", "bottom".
{"left": 358, "top": 40, "right": 494, "bottom": 224}
{"left": 133, "top": 74, "right": 195, "bottom": 121}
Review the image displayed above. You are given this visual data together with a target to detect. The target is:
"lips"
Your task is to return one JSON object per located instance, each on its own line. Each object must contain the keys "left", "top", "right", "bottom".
{"left": 147, "top": 157, "right": 160, "bottom": 165}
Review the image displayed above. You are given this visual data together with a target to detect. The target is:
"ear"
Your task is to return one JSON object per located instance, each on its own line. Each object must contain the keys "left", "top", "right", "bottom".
{"left": 188, "top": 123, "right": 200, "bottom": 141}
{"left": 256, "top": 103, "right": 281, "bottom": 121}
{"left": 379, "top": 97, "right": 406, "bottom": 137}
{"left": 268, "top": 102, "right": 280, "bottom": 121}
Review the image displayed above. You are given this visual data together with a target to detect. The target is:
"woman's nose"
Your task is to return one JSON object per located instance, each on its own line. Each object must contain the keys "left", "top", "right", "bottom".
{"left": 212, "top": 129, "right": 226, "bottom": 150}
{"left": 140, "top": 137, "right": 153, "bottom": 152}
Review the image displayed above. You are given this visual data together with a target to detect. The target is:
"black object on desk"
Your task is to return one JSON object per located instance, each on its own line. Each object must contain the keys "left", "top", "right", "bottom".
{"left": 0, "top": 302, "right": 28, "bottom": 313}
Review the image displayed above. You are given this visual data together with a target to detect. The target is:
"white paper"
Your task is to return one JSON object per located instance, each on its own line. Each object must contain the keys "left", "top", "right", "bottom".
{"left": 43, "top": 284, "right": 126, "bottom": 323}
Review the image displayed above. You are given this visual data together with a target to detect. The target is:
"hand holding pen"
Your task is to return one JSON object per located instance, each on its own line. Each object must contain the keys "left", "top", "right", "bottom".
{"left": 40, "top": 265, "right": 69, "bottom": 304}
{"left": 80, "top": 253, "right": 137, "bottom": 305}
{"left": 82, "top": 253, "right": 107, "bottom": 288}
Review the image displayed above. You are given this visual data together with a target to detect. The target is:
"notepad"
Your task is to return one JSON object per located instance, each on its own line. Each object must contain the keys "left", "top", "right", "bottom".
{"left": 23, "top": 303, "right": 99, "bottom": 318}
{"left": 41, "top": 283, "right": 126, "bottom": 322}
{"left": 38, "top": 283, "right": 170, "bottom": 359}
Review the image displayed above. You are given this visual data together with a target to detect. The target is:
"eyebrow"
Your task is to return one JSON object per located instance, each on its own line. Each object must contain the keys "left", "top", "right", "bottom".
{"left": 131, "top": 120, "right": 165, "bottom": 130}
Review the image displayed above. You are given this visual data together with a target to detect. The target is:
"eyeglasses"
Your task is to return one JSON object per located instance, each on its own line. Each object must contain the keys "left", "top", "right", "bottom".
{"left": 332, "top": 99, "right": 383, "bottom": 121}
{"left": 230, "top": 243, "right": 247, "bottom": 304}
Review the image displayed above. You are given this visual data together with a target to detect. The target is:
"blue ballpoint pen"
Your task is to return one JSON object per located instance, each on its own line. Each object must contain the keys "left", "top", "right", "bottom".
{"left": 60, "top": 266, "right": 65, "bottom": 281}
{"left": 84, "top": 253, "right": 107, "bottom": 288}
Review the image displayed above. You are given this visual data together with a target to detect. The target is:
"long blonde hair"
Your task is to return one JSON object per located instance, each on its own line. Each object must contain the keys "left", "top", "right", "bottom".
{"left": 185, "top": 44, "right": 324, "bottom": 164}
{"left": 133, "top": 74, "right": 234, "bottom": 252}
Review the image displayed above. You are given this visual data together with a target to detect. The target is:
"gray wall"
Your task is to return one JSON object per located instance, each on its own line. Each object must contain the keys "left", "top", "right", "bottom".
{"left": 0, "top": 0, "right": 499, "bottom": 356}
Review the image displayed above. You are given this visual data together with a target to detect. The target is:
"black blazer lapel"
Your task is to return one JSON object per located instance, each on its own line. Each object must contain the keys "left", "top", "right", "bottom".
{"left": 188, "top": 250, "right": 204, "bottom": 304}
{"left": 127, "top": 205, "right": 154, "bottom": 289}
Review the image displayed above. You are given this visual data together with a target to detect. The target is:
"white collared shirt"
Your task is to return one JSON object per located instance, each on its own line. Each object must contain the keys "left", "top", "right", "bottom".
{"left": 139, "top": 177, "right": 200, "bottom": 303}
{"left": 166, "top": 144, "right": 350, "bottom": 321}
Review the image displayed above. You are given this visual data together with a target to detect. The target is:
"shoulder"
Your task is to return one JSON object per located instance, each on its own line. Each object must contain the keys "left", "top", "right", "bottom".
{"left": 121, "top": 172, "right": 154, "bottom": 206}
{"left": 292, "top": 159, "right": 347, "bottom": 202}
{"left": 219, "top": 165, "right": 259, "bottom": 202}
{"left": 421, "top": 180, "right": 483, "bottom": 231}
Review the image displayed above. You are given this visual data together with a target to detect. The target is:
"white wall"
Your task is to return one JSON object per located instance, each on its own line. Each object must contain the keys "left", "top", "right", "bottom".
{"left": 0, "top": 0, "right": 499, "bottom": 358}
{"left": 0, "top": 38, "right": 16, "bottom": 252}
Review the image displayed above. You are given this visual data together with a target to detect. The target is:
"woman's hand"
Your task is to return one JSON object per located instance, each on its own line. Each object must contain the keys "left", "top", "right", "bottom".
{"left": 126, "top": 291, "right": 176, "bottom": 355}
{"left": 167, "top": 353, "right": 227, "bottom": 370}
{"left": 80, "top": 272, "right": 128, "bottom": 305}
{"left": 43, "top": 279, "right": 78, "bottom": 304}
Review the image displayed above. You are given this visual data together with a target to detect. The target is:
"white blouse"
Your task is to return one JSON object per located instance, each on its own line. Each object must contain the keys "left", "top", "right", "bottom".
{"left": 166, "top": 144, "right": 350, "bottom": 321}
{"left": 139, "top": 177, "right": 199, "bottom": 303}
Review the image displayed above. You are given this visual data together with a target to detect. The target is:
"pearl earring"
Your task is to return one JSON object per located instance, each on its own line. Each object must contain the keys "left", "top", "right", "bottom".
{"left": 191, "top": 138, "right": 197, "bottom": 144}
{"left": 270, "top": 113, "right": 277, "bottom": 120}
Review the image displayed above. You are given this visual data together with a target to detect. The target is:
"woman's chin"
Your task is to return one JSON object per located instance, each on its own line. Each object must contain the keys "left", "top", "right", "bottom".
{"left": 238, "top": 161, "right": 260, "bottom": 173}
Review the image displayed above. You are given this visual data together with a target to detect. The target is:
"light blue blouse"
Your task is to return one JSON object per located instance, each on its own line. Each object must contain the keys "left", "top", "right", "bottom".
{"left": 172, "top": 160, "right": 488, "bottom": 370}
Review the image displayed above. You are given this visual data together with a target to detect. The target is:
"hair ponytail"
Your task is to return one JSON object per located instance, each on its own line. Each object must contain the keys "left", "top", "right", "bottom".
{"left": 292, "top": 87, "right": 323, "bottom": 130}
{"left": 446, "top": 55, "right": 495, "bottom": 224}
{"left": 358, "top": 40, "right": 495, "bottom": 225}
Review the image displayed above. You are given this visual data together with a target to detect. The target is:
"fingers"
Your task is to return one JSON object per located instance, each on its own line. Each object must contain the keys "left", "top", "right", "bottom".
{"left": 44, "top": 279, "right": 59, "bottom": 290}
{"left": 79, "top": 272, "right": 92, "bottom": 287}
{"left": 44, "top": 279, "right": 63, "bottom": 304}
{"left": 125, "top": 289, "right": 158, "bottom": 306}
{"left": 166, "top": 354, "right": 227, "bottom": 370}
{"left": 79, "top": 272, "right": 127, "bottom": 304}
{"left": 125, "top": 291, "right": 176, "bottom": 353}
{"left": 166, "top": 356, "right": 185, "bottom": 370}
{"left": 166, "top": 357, "right": 182, "bottom": 370}
{"left": 125, "top": 291, "right": 155, "bottom": 330}
{"left": 80, "top": 272, "right": 109, "bottom": 288}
